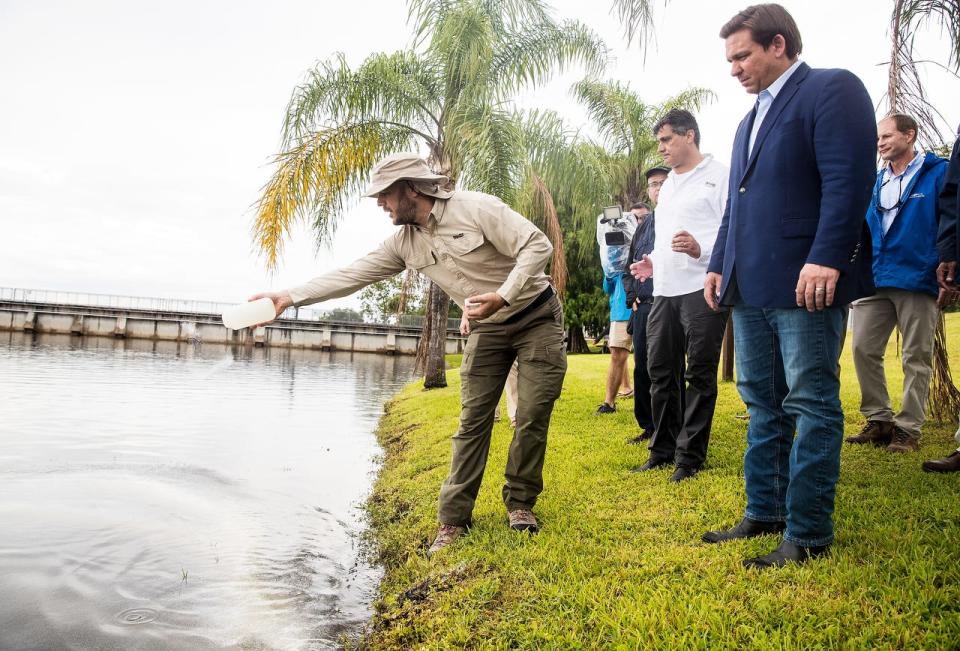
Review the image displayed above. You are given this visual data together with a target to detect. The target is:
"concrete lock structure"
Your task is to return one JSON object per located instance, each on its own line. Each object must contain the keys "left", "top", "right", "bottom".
{"left": 0, "top": 288, "right": 466, "bottom": 356}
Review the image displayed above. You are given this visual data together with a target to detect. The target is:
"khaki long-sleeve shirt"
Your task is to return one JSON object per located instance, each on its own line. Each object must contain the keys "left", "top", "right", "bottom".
{"left": 288, "top": 190, "right": 554, "bottom": 324}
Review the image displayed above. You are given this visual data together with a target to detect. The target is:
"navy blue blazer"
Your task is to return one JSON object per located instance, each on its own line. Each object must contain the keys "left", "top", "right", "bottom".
{"left": 707, "top": 62, "right": 877, "bottom": 308}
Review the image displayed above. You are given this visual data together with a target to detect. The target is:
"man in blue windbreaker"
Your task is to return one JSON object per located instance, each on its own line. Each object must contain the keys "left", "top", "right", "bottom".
{"left": 847, "top": 114, "right": 948, "bottom": 453}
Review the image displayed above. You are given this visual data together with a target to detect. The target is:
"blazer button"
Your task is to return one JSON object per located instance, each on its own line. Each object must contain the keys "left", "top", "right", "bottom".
{"left": 739, "top": 187, "right": 746, "bottom": 194}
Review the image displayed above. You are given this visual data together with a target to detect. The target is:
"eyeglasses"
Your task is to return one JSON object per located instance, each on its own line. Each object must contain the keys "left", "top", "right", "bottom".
{"left": 648, "top": 180, "right": 665, "bottom": 189}
{"left": 873, "top": 174, "right": 904, "bottom": 213}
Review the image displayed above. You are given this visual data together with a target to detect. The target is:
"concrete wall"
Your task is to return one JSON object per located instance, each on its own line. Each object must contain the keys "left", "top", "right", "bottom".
{"left": 0, "top": 303, "right": 465, "bottom": 355}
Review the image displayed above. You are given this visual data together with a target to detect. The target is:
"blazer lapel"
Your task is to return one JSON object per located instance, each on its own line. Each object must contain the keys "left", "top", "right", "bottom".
{"left": 740, "top": 62, "right": 811, "bottom": 184}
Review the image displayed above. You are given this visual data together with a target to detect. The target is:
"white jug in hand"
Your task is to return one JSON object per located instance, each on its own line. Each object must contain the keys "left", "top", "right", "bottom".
{"left": 221, "top": 298, "right": 277, "bottom": 330}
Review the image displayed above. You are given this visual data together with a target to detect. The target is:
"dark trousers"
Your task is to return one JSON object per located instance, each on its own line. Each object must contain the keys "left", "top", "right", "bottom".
{"left": 646, "top": 290, "right": 728, "bottom": 468}
{"left": 438, "top": 296, "right": 567, "bottom": 526}
{"left": 630, "top": 302, "right": 654, "bottom": 430}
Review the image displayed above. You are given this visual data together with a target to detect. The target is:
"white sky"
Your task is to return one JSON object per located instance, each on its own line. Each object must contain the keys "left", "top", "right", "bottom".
{"left": 1, "top": 0, "right": 957, "bottom": 309}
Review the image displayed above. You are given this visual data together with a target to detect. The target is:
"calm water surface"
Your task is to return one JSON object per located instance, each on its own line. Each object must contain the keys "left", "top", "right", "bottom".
{"left": 0, "top": 332, "right": 416, "bottom": 650}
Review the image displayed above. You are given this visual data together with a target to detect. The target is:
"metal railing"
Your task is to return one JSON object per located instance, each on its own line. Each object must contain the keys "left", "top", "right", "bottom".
{"left": 0, "top": 287, "right": 461, "bottom": 330}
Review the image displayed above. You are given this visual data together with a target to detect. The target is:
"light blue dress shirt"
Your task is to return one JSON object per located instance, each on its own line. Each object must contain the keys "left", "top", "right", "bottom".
{"left": 748, "top": 59, "right": 803, "bottom": 156}
{"left": 879, "top": 150, "right": 924, "bottom": 234}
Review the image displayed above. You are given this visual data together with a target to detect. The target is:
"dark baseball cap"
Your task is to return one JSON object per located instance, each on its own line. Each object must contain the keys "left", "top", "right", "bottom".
{"left": 644, "top": 165, "right": 670, "bottom": 179}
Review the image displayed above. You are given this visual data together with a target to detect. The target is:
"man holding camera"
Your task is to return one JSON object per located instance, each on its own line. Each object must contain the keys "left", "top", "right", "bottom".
{"left": 630, "top": 109, "right": 729, "bottom": 482}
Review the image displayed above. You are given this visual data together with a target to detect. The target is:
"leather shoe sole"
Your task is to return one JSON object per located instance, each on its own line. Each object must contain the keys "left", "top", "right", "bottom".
{"left": 743, "top": 540, "right": 829, "bottom": 570}
{"left": 702, "top": 517, "right": 786, "bottom": 543}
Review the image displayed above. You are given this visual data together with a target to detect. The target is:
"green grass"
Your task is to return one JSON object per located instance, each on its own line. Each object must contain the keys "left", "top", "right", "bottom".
{"left": 358, "top": 315, "right": 960, "bottom": 649}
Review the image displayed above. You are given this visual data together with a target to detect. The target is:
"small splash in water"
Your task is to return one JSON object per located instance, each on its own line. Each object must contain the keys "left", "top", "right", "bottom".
{"left": 198, "top": 354, "right": 234, "bottom": 379}
{"left": 116, "top": 607, "right": 158, "bottom": 625}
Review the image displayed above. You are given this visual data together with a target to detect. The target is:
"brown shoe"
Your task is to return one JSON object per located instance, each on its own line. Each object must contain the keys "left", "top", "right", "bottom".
{"left": 922, "top": 450, "right": 960, "bottom": 473}
{"left": 508, "top": 509, "right": 539, "bottom": 532}
{"left": 846, "top": 420, "right": 894, "bottom": 446}
{"left": 886, "top": 427, "right": 919, "bottom": 453}
{"left": 427, "top": 523, "right": 465, "bottom": 556}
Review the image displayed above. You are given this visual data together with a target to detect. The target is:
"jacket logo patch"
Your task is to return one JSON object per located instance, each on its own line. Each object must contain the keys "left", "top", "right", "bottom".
{"left": 452, "top": 233, "right": 465, "bottom": 239}
{"left": 909, "top": 193, "right": 925, "bottom": 199}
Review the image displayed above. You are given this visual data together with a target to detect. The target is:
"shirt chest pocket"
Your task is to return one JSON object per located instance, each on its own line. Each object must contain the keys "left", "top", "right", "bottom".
{"left": 443, "top": 231, "right": 485, "bottom": 256}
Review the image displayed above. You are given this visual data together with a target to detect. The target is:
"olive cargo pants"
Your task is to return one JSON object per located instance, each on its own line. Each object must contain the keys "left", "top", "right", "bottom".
{"left": 438, "top": 296, "right": 567, "bottom": 526}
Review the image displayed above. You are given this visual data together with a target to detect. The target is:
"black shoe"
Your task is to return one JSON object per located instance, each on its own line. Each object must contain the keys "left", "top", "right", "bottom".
{"left": 596, "top": 402, "right": 616, "bottom": 414}
{"left": 742, "top": 540, "right": 829, "bottom": 570}
{"left": 630, "top": 457, "right": 672, "bottom": 473}
{"left": 626, "top": 429, "right": 654, "bottom": 445}
{"left": 702, "top": 517, "right": 786, "bottom": 543}
{"left": 922, "top": 450, "right": 960, "bottom": 473}
{"left": 669, "top": 465, "right": 699, "bottom": 483}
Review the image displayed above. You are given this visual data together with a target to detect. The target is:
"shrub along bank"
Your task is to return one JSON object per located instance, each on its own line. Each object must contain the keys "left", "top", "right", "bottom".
{"left": 357, "top": 318, "right": 960, "bottom": 649}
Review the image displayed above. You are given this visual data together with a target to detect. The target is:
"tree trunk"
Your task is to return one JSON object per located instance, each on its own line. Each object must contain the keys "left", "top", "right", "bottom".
{"left": 422, "top": 280, "right": 449, "bottom": 388}
{"left": 567, "top": 326, "right": 590, "bottom": 353}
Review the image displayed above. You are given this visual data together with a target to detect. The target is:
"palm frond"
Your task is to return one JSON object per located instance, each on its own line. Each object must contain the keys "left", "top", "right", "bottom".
{"left": 445, "top": 104, "right": 524, "bottom": 201}
{"left": 282, "top": 51, "right": 442, "bottom": 146}
{"left": 252, "top": 123, "right": 414, "bottom": 269}
{"left": 609, "top": 0, "right": 662, "bottom": 53}
{"left": 887, "top": 0, "right": 959, "bottom": 148}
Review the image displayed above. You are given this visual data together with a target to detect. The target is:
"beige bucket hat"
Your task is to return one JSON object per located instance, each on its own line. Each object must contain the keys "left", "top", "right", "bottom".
{"left": 363, "top": 152, "right": 454, "bottom": 199}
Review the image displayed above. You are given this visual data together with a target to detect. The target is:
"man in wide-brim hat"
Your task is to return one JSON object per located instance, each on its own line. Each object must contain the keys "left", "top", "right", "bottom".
{"left": 250, "top": 152, "right": 567, "bottom": 555}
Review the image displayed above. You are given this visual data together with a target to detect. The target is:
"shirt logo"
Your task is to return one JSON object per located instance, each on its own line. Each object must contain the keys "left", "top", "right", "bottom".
{"left": 705, "top": 181, "right": 716, "bottom": 188}
{"left": 452, "top": 233, "right": 465, "bottom": 239}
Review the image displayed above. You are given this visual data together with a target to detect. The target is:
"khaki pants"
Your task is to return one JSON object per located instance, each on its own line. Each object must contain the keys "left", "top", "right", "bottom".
{"left": 438, "top": 296, "right": 567, "bottom": 526}
{"left": 852, "top": 288, "right": 938, "bottom": 437}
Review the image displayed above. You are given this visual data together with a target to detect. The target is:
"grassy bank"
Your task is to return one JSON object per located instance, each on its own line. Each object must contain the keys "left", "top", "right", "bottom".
{"left": 359, "top": 315, "right": 960, "bottom": 649}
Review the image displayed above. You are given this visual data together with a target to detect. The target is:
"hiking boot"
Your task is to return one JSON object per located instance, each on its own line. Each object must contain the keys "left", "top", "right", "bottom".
{"left": 922, "top": 450, "right": 960, "bottom": 473}
{"left": 508, "top": 509, "right": 539, "bottom": 532}
{"left": 596, "top": 402, "right": 616, "bottom": 414}
{"left": 427, "top": 524, "right": 465, "bottom": 556}
{"left": 886, "top": 426, "right": 920, "bottom": 453}
{"left": 846, "top": 420, "right": 894, "bottom": 446}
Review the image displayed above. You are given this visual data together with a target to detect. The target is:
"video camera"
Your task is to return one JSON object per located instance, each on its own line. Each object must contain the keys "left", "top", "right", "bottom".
{"left": 596, "top": 204, "right": 637, "bottom": 278}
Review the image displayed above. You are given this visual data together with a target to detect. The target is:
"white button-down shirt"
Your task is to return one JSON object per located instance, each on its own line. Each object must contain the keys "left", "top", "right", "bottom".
{"left": 749, "top": 58, "right": 803, "bottom": 156}
{"left": 650, "top": 154, "right": 729, "bottom": 297}
{"left": 879, "top": 150, "right": 924, "bottom": 233}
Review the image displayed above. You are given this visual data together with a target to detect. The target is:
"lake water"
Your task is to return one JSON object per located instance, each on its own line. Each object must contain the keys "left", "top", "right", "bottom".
{"left": 0, "top": 332, "right": 417, "bottom": 650}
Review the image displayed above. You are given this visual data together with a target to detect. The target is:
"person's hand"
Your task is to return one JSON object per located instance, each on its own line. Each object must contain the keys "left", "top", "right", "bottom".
{"left": 464, "top": 292, "right": 506, "bottom": 320}
{"left": 704, "top": 272, "right": 723, "bottom": 311}
{"left": 672, "top": 230, "right": 701, "bottom": 259}
{"left": 459, "top": 313, "right": 471, "bottom": 336}
{"left": 795, "top": 264, "right": 840, "bottom": 312}
{"left": 247, "top": 290, "right": 293, "bottom": 325}
{"left": 629, "top": 255, "right": 653, "bottom": 281}
{"left": 937, "top": 287, "right": 960, "bottom": 309}
{"left": 937, "top": 261, "right": 957, "bottom": 290}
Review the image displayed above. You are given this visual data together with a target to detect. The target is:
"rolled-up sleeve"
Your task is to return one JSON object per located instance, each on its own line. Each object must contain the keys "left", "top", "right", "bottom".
{"left": 287, "top": 236, "right": 406, "bottom": 307}
{"left": 475, "top": 198, "right": 553, "bottom": 305}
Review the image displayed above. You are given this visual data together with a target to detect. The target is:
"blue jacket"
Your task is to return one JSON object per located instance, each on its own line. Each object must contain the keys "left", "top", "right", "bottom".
{"left": 603, "top": 275, "right": 631, "bottom": 321}
{"left": 708, "top": 63, "right": 877, "bottom": 308}
{"left": 936, "top": 133, "right": 960, "bottom": 263}
{"left": 867, "top": 152, "right": 948, "bottom": 296}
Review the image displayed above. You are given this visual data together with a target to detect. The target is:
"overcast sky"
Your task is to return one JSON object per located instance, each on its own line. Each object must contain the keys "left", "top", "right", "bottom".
{"left": 1, "top": 1, "right": 956, "bottom": 310}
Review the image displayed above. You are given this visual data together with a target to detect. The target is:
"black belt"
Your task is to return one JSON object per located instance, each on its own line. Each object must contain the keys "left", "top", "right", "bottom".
{"left": 636, "top": 297, "right": 654, "bottom": 305}
{"left": 502, "top": 286, "right": 555, "bottom": 325}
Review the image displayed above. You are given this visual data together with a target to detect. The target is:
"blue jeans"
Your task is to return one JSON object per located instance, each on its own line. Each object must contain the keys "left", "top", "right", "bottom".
{"left": 733, "top": 304, "right": 845, "bottom": 547}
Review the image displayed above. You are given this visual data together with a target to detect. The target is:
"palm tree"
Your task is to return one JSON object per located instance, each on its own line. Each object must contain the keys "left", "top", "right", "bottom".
{"left": 253, "top": 0, "right": 607, "bottom": 387}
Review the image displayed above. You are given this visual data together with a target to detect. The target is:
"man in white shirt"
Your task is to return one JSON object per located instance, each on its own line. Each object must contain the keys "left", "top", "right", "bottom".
{"left": 629, "top": 109, "right": 730, "bottom": 482}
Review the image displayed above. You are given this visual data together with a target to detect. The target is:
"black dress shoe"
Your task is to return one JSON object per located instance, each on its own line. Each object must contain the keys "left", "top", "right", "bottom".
{"left": 702, "top": 517, "right": 786, "bottom": 543}
{"left": 669, "top": 465, "right": 699, "bottom": 483}
{"left": 630, "top": 457, "right": 672, "bottom": 473}
{"left": 626, "top": 429, "right": 654, "bottom": 445}
{"left": 742, "top": 540, "right": 829, "bottom": 570}
{"left": 922, "top": 450, "right": 960, "bottom": 473}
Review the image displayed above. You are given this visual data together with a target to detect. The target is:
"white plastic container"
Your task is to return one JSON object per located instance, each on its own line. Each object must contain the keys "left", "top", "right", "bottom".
{"left": 221, "top": 298, "right": 277, "bottom": 330}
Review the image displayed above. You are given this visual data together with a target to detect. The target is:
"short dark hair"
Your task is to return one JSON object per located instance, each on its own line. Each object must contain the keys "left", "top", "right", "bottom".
{"left": 653, "top": 109, "right": 700, "bottom": 148}
{"left": 884, "top": 112, "right": 919, "bottom": 144}
{"left": 630, "top": 201, "right": 651, "bottom": 211}
{"left": 720, "top": 4, "right": 803, "bottom": 60}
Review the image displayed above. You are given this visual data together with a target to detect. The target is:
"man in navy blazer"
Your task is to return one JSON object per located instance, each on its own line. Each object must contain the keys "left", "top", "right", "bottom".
{"left": 701, "top": 4, "right": 876, "bottom": 569}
